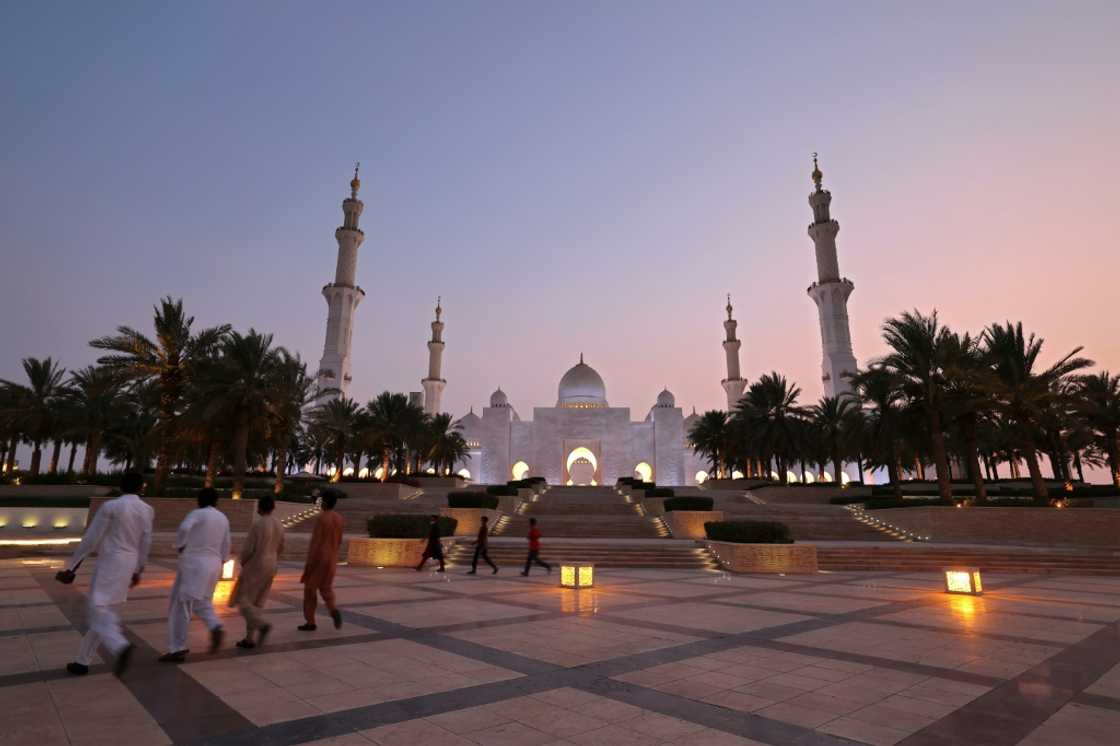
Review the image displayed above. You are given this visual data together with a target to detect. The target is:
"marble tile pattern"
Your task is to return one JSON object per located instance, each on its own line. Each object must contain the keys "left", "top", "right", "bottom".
{"left": 1, "top": 558, "right": 1120, "bottom": 745}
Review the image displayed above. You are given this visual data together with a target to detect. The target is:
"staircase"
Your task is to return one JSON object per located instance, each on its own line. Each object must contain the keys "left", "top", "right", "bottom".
{"left": 715, "top": 501, "right": 899, "bottom": 542}
{"left": 817, "top": 544, "right": 1120, "bottom": 575}
{"left": 459, "top": 485, "right": 717, "bottom": 570}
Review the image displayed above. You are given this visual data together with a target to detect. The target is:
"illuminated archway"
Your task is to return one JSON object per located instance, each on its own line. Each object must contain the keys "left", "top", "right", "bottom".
{"left": 565, "top": 447, "right": 598, "bottom": 474}
{"left": 803, "top": 471, "right": 816, "bottom": 484}
{"left": 457, "top": 468, "right": 471, "bottom": 480}
{"left": 633, "top": 462, "right": 653, "bottom": 482}
{"left": 565, "top": 447, "right": 598, "bottom": 486}
{"left": 786, "top": 470, "right": 800, "bottom": 483}
{"left": 695, "top": 470, "right": 709, "bottom": 484}
{"left": 373, "top": 466, "right": 385, "bottom": 481}
{"left": 841, "top": 471, "right": 852, "bottom": 485}
{"left": 358, "top": 467, "right": 369, "bottom": 479}
{"left": 821, "top": 471, "right": 834, "bottom": 483}
{"left": 511, "top": 461, "right": 530, "bottom": 481}
{"left": 731, "top": 469, "right": 744, "bottom": 480}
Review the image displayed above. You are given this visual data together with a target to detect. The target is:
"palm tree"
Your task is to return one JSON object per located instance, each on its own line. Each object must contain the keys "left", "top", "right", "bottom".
{"left": 941, "top": 331, "right": 990, "bottom": 502}
{"left": 808, "top": 395, "right": 857, "bottom": 485}
{"left": 735, "top": 372, "right": 804, "bottom": 484}
{"left": 0, "top": 357, "right": 67, "bottom": 475}
{"left": 1073, "top": 371, "right": 1120, "bottom": 486}
{"left": 688, "top": 410, "right": 730, "bottom": 478}
{"left": 309, "top": 397, "right": 362, "bottom": 478}
{"left": 427, "top": 413, "right": 469, "bottom": 475}
{"left": 365, "top": 392, "right": 420, "bottom": 481}
{"left": 196, "top": 330, "right": 283, "bottom": 498}
{"left": 878, "top": 310, "right": 954, "bottom": 501}
{"left": 267, "top": 351, "right": 316, "bottom": 493}
{"left": 63, "top": 366, "right": 126, "bottom": 476}
{"left": 851, "top": 366, "right": 906, "bottom": 497}
{"left": 90, "top": 297, "right": 229, "bottom": 494}
{"left": 981, "top": 321, "right": 1093, "bottom": 500}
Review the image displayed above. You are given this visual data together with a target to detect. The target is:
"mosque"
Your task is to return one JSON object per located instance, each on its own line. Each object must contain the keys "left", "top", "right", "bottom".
{"left": 314, "top": 158, "right": 858, "bottom": 486}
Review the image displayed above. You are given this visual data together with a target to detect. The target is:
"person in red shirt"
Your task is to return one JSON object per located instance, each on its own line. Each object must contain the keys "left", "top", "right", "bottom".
{"left": 521, "top": 517, "right": 551, "bottom": 576}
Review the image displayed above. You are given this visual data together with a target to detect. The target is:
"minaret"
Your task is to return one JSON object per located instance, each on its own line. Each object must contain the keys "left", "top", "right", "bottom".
{"left": 720, "top": 294, "right": 747, "bottom": 410}
{"left": 806, "top": 154, "right": 858, "bottom": 397}
{"left": 315, "top": 164, "right": 366, "bottom": 400}
{"left": 421, "top": 297, "right": 446, "bottom": 415}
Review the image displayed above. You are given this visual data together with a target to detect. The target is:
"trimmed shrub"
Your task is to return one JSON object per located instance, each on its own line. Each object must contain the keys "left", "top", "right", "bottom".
{"left": 828, "top": 495, "right": 867, "bottom": 505}
{"left": 630, "top": 481, "right": 655, "bottom": 491}
{"left": 644, "top": 487, "right": 675, "bottom": 498}
{"left": 367, "top": 514, "right": 457, "bottom": 538}
{"left": 663, "top": 496, "right": 713, "bottom": 512}
{"left": 486, "top": 485, "right": 518, "bottom": 497}
{"left": 704, "top": 520, "right": 793, "bottom": 544}
{"left": 447, "top": 492, "right": 499, "bottom": 509}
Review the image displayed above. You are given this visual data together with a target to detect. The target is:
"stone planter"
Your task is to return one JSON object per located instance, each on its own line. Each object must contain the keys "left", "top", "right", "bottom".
{"left": 347, "top": 537, "right": 455, "bottom": 567}
{"left": 643, "top": 497, "right": 665, "bottom": 516}
{"left": 0, "top": 506, "right": 88, "bottom": 535}
{"left": 665, "top": 510, "right": 723, "bottom": 538}
{"left": 440, "top": 507, "right": 499, "bottom": 537}
{"left": 706, "top": 541, "right": 818, "bottom": 574}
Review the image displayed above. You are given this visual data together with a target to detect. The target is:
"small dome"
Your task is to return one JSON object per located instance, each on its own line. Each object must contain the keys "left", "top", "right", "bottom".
{"left": 490, "top": 388, "right": 509, "bottom": 408}
{"left": 655, "top": 388, "right": 675, "bottom": 408}
{"left": 454, "top": 408, "right": 482, "bottom": 447}
{"left": 557, "top": 355, "right": 607, "bottom": 407}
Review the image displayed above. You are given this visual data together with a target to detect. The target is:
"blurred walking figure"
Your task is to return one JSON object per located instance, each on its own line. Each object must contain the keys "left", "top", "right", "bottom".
{"left": 299, "top": 489, "right": 343, "bottom": 631}
{"left": 467, "top": 515, "right": 498, "bottom": 575}
{"left": 416, "top": 514, "right": 446, "bottom": 572}
{"left": 230, "top": 495, "right": 284, "bottom": 649}
{"left": 521, "top": 517, "right": 551, "bottom": 576}
{"left": 161, "top": 487, "right": 231, "bottom": 662}
{"left": 59, "top": 471, "right": 153, "bottom": 677}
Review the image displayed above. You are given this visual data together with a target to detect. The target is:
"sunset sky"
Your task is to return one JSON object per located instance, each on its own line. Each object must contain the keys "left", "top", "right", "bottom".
{"left": 2, "top": 2, "right": 1118, "bottom": 474}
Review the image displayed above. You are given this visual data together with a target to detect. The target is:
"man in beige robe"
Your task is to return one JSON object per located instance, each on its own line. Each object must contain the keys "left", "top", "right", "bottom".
{"left": 230, "top": 495, "right": 285, "bottom": 648}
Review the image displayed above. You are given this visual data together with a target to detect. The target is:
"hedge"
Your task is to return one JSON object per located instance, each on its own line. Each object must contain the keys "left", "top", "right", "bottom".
{"left": 366, "top": 514, "right": 457, "bottom": 538}
{"left": 447, "top": 492, "right": 500, "bottom": 509}
{"left": 663, "top": 496, "right": 713, "bottom": 512}
{"left": 704, "top": 520, "right": 793, "bottom": 544}
{"left": 486, "top": 485, "right": 518, "bottom": 497}
{"left": 644, "top": 487, "right": 675, "bottom": 498}
{"left": 630, "top": 481, "right": 655, "bottom": 491}
{"left": 828, "top": 495, "right": 867, "bottom": 505}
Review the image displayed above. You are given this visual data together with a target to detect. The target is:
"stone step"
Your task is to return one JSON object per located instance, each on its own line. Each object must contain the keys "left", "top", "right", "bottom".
{"left": 817, "top": 547, "right": 1120, "bottom": 574}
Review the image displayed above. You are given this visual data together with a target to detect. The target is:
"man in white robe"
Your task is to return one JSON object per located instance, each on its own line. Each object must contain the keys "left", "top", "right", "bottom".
{"left": 160, "top": 487, "right": 230, "bottom": 662}
{"left": 59, "top": 471, "right": 154, "bottom": 677}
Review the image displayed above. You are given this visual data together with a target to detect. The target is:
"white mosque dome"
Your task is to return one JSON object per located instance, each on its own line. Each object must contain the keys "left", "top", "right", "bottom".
{"left": 490, "top": 388, "right": 509, "bottom": 407}
{"left": 557, "top": 355, "right": 607, "bottom": 408}
{"left": 655, "top": 388, "right": 676, "bottom": 408}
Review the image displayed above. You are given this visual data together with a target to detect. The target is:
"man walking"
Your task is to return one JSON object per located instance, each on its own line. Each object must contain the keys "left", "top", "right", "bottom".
{"left": 416, "top": 514, "right": 446, "bottom": 572}
{"left": 467, "top": 515, "right": 498, "bottom": 575}
{"left": 160, "top": 487, "right": 230, "bottom": 663}
{"left": 521, "top": 517, "right": 551, "bottom": 576}
{"left": 230, "top": 495, "right": 284, "bottom": 649}
{"left": 59, "top": 471, "right": 153, "bottom": 677}
{"left": 299, "top": 489, "right": 343, "bottom": 631}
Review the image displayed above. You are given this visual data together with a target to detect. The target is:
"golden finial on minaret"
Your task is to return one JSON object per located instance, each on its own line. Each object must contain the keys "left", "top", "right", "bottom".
{"left": 435, "top": 296, "right": 442, "bottom": 321}
{"left": 811, "top": 152, "right": 823, "bottom": 192}
{"left": 726, "top": 293, "right": 734, "bottom": 320}
{"left": 350, "top": 162, "right": 361, "bottom": 198}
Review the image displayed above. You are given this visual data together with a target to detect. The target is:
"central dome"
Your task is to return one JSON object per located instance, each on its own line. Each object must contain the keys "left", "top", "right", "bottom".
{"left": 557, "top": 355, "right": 607, "bottom": 408}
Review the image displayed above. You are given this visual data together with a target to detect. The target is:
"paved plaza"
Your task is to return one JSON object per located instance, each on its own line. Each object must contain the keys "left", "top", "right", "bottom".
{"left": 2, "top": 558, "right": 1120, "bottom": 746}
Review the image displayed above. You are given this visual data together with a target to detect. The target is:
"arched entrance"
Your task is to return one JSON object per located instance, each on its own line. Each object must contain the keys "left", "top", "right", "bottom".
{"left": 633, "top": 462, "right": 653, "bottom": 482}
{"left": 511, "top": 460, "right": 530, "bottom": 481}
{"left": 564, "top": 445, "right": 600, "bottom": 485}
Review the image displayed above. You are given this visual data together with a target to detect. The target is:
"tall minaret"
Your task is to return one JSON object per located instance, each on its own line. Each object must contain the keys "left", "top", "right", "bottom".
{"left": 720, "top": 294, "right": 747, "bottom": 410}
{"left": 315, "top": 164, "right": 366, "bottom": 400}
{"left": 806, "top": 154, "right": 858, "bottom": 397}
{"left": 421, "top": 297, "right": 446, "bottom": 415}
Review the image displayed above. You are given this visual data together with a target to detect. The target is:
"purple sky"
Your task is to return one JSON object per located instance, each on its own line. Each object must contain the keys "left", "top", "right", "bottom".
{"left": 2, "top": 2, "right": 1118, "bottom": 477}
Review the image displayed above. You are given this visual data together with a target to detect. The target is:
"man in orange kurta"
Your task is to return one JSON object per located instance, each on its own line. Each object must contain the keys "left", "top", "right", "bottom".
{"left": 299, "top": 489, "right": 344, "bottom": 631}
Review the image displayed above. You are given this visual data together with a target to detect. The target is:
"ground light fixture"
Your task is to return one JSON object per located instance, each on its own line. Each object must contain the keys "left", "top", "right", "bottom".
{"left": 560, "top": 563, "right": 594, "bottom": 588}
{"left": 943, "top": 567, "right": 983, "bottom": 595}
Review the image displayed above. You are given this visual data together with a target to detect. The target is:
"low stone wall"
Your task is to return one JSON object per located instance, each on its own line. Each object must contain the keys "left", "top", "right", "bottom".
{"left": 643, "top": 498, "right": 664, "bottom": 516}
{"left": 338, "top": 482, "right": 421, "bottom": 500}
{"left": 666, "top": 510, "right": 724, "bottom": 539}
{"left": 0, "top": 506, "right": 87, "bottom": 535}
{"left": 89, "top": 496, "right": 261, "bottom": 533}
{"left": 347, "top": 537, "right": 455, "bottom": 567}
{"left": 706, "top": 541, "right": 818, "bottom": 574}
{"left": 440, "top": 507, "right": 499, "bottom": 537}
{"left": 874, "top": 507, "right": 1120, "bottom": 547}
{"left": 0, "top": 485, "right": 112, "bottom": 498}
{"left": 751, "top": 485, "right": 871, "bottom": 504}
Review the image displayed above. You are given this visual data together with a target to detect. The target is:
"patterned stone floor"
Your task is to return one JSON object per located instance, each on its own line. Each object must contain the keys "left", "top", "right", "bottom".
{"left": 2, "top": 557, "right": 1120, "bottom": 745}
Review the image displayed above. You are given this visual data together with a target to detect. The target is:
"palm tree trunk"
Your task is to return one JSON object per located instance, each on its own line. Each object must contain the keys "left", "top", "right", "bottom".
{"left": 928, "top": 409, "right": 952, "bottom": 502}
{"left": 204, "top": 439, "right": 221, "bottom": 488}
{"left": 831, "top": 451, "right": 842, "bottom": 487}
{"left": 273, "top": 443, "right": 288, "bottom": 494}
{"left": 381, "top": 449, "right": 390, "bottom": 483}
{"left": 4, "top": 437, "right": 16, "bottom": 473}
{"left": 960, "top": 417, "right": 987, "bottom": 503}
{"left": 48, "top": 440, "right": 62, "bottom": 474}
{"left": 1074, "top": 450, "right": 1085, "bottom": 483}
{"left": 888, "top": 442, "right": 903, "bottom": 499}
{"left": 66, "top": 442, "right": 77, "bottom": 474}
{"left": 1110, "top": 431, "right": 1120, "bottom": 488}
{"left": 30, "top": 441, "right": 43, "bottom": 476}
{"left": 81, "top": 436, "right": 97, "bottom": 475}
{"left": 231, "top": 411, "right": 250, "bottom": 499}
{"left": 1023, "top": 441, "right": 1048, "bottom": 500}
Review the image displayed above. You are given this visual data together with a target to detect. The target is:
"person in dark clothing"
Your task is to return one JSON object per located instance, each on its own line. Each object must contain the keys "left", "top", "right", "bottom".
{"left": 467, "top": 515, "right": 498, "bottom": 575}
{"left": 416, "top": 515, "right": 446, "bottom": 572}
{"left": 521, "top": 517, "right": 551, "bottom": 576}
